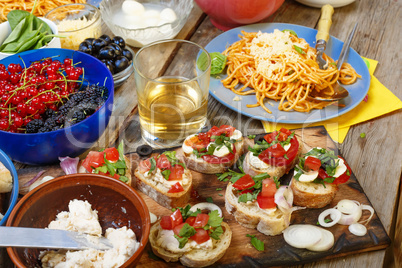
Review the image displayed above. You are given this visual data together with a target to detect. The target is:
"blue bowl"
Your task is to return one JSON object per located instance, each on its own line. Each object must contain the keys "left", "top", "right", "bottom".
{"left": 0, "top": 48, "right": 114, "bottom": 165}
{"left": 0, "top": 149, "right": 18, "bottom": 225}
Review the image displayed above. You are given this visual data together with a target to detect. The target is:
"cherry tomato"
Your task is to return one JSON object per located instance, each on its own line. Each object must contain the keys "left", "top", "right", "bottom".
{"left": 263, "top": 131, "right": 278, "bottom": 143}
{"left": 185, "top": 216, "right": 196, "bottom": 226}
{"left": 192, "top": 213, "right": 209, "bottom": 228}
{"left": 184, "top": 135, "right": 210, "bottom": 151}
{"left": 173, "top": 223, "right": 186, "bottom": 236}
{"left": 258, "top": 137, "right": 299, "bottom": 167}
{"left": 208, "top": 125, "right": 235, "bottom": 137}
{"left": 304, "top": 156, "right": 321, "bottom": 171}
{"left": 232, "top": 174, "right": 255, "bottom": 190}
{"left": 190, "top": 228, "right": 210, "bottom": 244}
{"left": 277, "top": 132, "right": 288, "bottom": 142}
{"left": 261, "top": 178, "right": 277, "bottom": 197}
{"left": 156, "top": 154, "right": 171, "bottom": 170}
{"left": 160, "top": 216, "right": 174, "bottom": 230}
{"left": 202, "top": 145, "right": 236, "bottom": 164}
{"left": 256, "top": 194, "right": 276, "bottom": 209}
{"left": 138, "top": 158, "right": 152, "bottom": 173}
{"left": 332, "top": 157, "right": 351, "bottom": 185}
{"left": 104, "top": 147, "right": 119, "bottom": 162}
{"left": 279, "top": 128, "right": 292, "bottom": 136}
{"left": 170, "top": 209, "right": 183, "bottom": 228}
{"left": 169, "top": 164, "right": 184, "bottom": 181}
{"left": 168, "top": 182, "right": 184, "bottom": 193}
{"left": 82, "top": 151, "right": 105, "bottom": 172}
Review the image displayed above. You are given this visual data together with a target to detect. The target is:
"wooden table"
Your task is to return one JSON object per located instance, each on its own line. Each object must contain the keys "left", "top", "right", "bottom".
{"left": 1, "top": 0, "right": 401, "bottom": 267}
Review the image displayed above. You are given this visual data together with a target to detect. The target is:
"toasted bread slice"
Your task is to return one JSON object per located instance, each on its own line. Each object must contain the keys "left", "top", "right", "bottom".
{"left": 290, "top": 178, "right": 338, "bottom": 208}
{"left": 133, "top": 167, "right": 192, "bottom": 209}
{"left": 0, "top": 161, "right": 12, "bottom": 193}
{"left": 149, "top": 220, "right": 232, "bottom": 267}
{"left": 179, "top": 139, "right": 244, "bottom": 174}
{"left": 243, "top": 140, "right": 302, "bottom": 178}
{"left": 225, "top": 183, "right": 291, "bottom": 236}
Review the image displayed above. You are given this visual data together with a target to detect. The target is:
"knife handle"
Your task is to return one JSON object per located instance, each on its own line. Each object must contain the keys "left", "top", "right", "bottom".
{"left": 316, "top": 4, "right": 334, "bottom": 42}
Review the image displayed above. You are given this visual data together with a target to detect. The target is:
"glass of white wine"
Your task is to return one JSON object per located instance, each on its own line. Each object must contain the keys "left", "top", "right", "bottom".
{"left": 133, "top": 39, "right": 211, "bottom": 148}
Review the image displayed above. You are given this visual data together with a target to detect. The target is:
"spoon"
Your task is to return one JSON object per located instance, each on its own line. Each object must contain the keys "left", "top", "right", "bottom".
{"left": 308, "top": 23, "right": 358, "bottom": 102}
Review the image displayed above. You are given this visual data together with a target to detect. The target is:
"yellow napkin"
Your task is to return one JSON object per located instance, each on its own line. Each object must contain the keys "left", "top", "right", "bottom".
{"left": 262, "top": 58, "right": 402, "bottom": 143}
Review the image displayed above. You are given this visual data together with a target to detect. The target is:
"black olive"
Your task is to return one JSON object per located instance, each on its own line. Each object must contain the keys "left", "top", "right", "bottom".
{"left": 83, "top": 37, "right": 95, "bottom": 45}
{"left": 98, "top": 46, "right": 116, "bottom": 60}
{"left": 122, "top": 48, "right": 133, "bottom": 61}
{"left": 109, "top": 43, "right": 122, "bottom": 57}
{"left": 101, "top": 59, "right": 115, "bottom": 74}
{"left": 112, "top": 36, "right": 125, "bottom": 48}
{"left": 113, "top": 56, "right": 129, "bottom": 73}
{"left": 92, "top": 39, "right": 108, "bottom": 54}
{"left": 254, "top": 133, "right": 267, "bottom": 144}
{"left": 136, "top": 145, "right": 153, "bottom": 157}
{"left": 99, "top": 34, "right": 112, "bottom": 45}
{"left": 78, "top": 41, "right": 93, "bottom": 54}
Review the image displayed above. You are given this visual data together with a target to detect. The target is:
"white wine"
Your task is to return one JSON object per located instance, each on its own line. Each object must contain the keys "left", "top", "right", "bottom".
{"left": 138, "top": 76, "right": 208, "bottom": 145}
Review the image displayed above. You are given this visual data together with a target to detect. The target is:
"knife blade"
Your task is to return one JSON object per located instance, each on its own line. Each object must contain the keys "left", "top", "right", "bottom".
{"left": 0, "top": 227, "right": 113, "bottom": 250}
{"left": 315, "top": 4, "right": 334, "bottom": 69}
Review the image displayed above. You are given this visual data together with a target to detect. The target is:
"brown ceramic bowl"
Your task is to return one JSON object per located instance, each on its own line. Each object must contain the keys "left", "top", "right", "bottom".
{"left": 6, "top": 174, "right": 150, "bottom": 268}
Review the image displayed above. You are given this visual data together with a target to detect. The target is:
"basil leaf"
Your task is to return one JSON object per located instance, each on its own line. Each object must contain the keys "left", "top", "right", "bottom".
{"left": 94, "top": 165, "right": 108, "bottom": 174}
{"left": 293, "top": 45, "right": 306, "bottom": 55}
{"left": 238, "top": 192, "right": 259, "bottom": 203}
{"left": 148, "top": 157, "right": 156, "bottom": 175}
{"left": 161, "top": 169, "right": 171, "bottom": 180}
{"left": 246, "top": 234, "right": 265, "bottom": 251}
{"left": 273, "top": 176, "right": 280, "bottom": 189}
{"left": 208, "top": 210, "right": 223, "bottom": 227}
{"left": 282, "top": 29, "right": 298, "bottom": 37}
{"left": 119, "top": 176, "right": 129, "bottom": 183}
{"left": 210, "top": 52, "right": 227, "bottom": 74}
{"left": 247, "top": 135, "right": 256, "bottom": 139}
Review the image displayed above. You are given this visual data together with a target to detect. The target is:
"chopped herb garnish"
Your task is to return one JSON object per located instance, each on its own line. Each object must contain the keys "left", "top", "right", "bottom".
{"left": 148, "top": 157, "right": 156, "bottom": 175}
{"left": 246, "top": 234, "right": 264, "bottom": 251}
{"left": 247, "top": 134, "right": 256, "bottom": 139}
{"left": 293, "top": 45, "right": 306, "bottom": 54}
{"left": 360, "top": 132, "right": 366, "bottom": 138}
{"left": 216, "top": 188, "right": 223, "bottom": 191}
{"left": 206, "top": 197, "right": 214, "bottom": 203}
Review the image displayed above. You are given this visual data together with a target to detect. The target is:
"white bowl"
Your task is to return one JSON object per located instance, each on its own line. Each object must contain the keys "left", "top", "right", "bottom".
{"left": 295, "top": 0, "right": 355, "bottom": 8}
{"left": 0, "top": 17, "right": 61, "bottom": 60}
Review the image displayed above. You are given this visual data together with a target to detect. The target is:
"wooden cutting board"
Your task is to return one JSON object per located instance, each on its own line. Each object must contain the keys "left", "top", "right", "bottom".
{"left": 16, "top": 126, "right": 390, "bottom": 267}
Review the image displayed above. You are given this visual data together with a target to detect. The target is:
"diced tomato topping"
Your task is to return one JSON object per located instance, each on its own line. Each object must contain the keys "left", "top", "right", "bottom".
{"left": 267, "top": 143, "right": 287, "bottom": 157}
{"left": 256, "top": 194, "right": 276, "bottom": 209}
{"left": 156, "top": 154, "right": 171, "bottom": 170}
{"left": 185, "top": 216, "right": 196, "bottom": 226}
{"left": 168, "top": 182, "right": 184, "bottom": 193}
{"left": 304, "top": 156, "right": 321, "bottom": 171}
{"left": 258, "top": 137, "right": 299, "bottom": 167}
{"left": 317, "top": 168, "right": 330, "bottom": 179}
{"left": 160, "top": 216, "right": 174, "bottom": 230}
{"left": 104, "top": 147, "right": 119, "bottom": 162}
{"left": 202, "top": 145, "right": 236, "bottom": 164}
{"left": 261, "top": 178, "right": 277, "bottom": 197}
{"left": 190, "top": 228, "right": 210, "bottom": 244}
{"left": 185, "top": 135, "right": 210, "bottom": 151}
{"left": 240, "top": 189, "right": 254, "bottom": 194}
{"left": 138, "top": 158, "right": 152, "bottom": 173}
{"left": 168, "top": 164, "right": 184, "bottom": 181}
{"left": 332, "top": 157, "right": 352, "bottom": 185}
{"left": 82, "top": 151, "right": 105, "bottom": 172}
{"left": 170, "top": 209, "right": 183, "bottom": 228}
{"left": 173, "top": 223, "right": 186, "bottom": 236}
{"left": 233, "top": 174, "right": 255, "bottom": 190}
{"left": 264, "top": 131, "right": 278, "bottom": 143}
{"left": 279, "top": 128, "right": 292, "bottom": 136}
{"left": 208, "top": 125, "right": 235, "bottom": 138}
{"left": 193, "top": 214, "right": 209, "bottom": 228}
{"left": 277, "top": 132, "right": 288, "bottom": 142}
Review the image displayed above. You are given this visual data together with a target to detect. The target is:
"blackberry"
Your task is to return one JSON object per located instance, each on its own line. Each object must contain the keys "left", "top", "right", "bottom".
{"left": 26, "top": 119, "right": 44, "bottom": 133}
{"left": 44, "top": 109, "right": 57, "bottom": 119}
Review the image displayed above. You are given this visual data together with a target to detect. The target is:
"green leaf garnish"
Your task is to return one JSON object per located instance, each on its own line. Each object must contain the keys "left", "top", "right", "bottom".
{"left": 246, "top": 234, "right": 264, "bottom": 251}
{"left": 148, "top": 157, "right": 156, "bottom": 175}
{"left": 206, "top": 197, "right": 214, "bottom": 203}
{"left": 208, "top": 210, "right": 223, "bottom": 228}
{"left": 282, "top": 29, "right": 298, "bottom": 37}
{"left": 293, "top": 45, "right": 306, "bottom": 54}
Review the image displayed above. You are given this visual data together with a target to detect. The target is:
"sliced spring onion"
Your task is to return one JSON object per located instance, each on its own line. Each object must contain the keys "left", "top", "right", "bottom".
{"left": 306, "top": 227, "right": 334, "bottom": 251}
{"left": 348, "top": 223, "right": 367, "bottom": 236}
{"left": 319, "top": 208, "right": 342, "bottom": 227}
{"left": 283, "top": 224, "right": 322, "bottom": 248}
{"left": 189, "top": 202, "right": 222, "bottom": 217}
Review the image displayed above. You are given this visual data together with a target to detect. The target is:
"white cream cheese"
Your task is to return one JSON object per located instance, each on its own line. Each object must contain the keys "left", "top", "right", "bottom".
{"left": 157, "top": 229, "right": 212, "bottom": 254}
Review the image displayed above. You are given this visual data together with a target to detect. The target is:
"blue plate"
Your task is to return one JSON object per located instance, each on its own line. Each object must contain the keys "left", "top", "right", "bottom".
{"left": 0, "top": 149, "right": 18, "bottom": 225}
{"left": 205, "top": 23, "right": 370, "bottom": 124}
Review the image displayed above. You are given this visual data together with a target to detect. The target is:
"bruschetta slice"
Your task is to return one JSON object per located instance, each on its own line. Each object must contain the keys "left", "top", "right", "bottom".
{"left": 243, "top": 128, "right": 301, "bottom": 178}
{"left": 180, "top": 125, "right": 244, "bottom": 174}
{"left": 290, "top": 147, "right": 352, "bottom": 208}
{"left": 149, "top": 204, "right": 232, "bottom": 267}
{"left": 134, "top": 151, "right": 192, "bottom": 209}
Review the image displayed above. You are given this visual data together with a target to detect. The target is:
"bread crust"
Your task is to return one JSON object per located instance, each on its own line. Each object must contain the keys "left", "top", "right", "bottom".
{"left": 0, "top": 161, "right": 12, "bottom": 193}
{"left": 290, "top": 178, "right": 338, "bottom": 208}
{"left": 225, "top": 183, "right": 291, "bottom": 236}
{"left": 243, "top": 138, "right": 302, "bottom": 178}
{"left": 133, "top": 168, "right": 192, "bottom": 209}
{"left": 149, "top": 220, "right": 232, "bottom": 267}
{"left": 179, "top": 139, "right": 244, "bottom": 174}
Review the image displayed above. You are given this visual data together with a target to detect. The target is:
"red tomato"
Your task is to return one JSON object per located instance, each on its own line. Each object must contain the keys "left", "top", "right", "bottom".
{"left": 156, "top": 154, "right": 171, "bottom": 170}
{"left": 232, "top": 174, "right": 255, "bottom": 190}
{"left": 318, "top": 168, "right": 330, "bottom": 179}
{"left": 190, "top": 228, "right": 210, "bottom": 244}
{"left": 169, "top": 164, "right": 184, "bottom": 181}
{"left": 304, "top": 156, "right": 321, "bottom": 171}
{"left": 332, "top": 157, "right": 352, "bottom": 185}
{"left": 277, "top": 132, "right": 288, "bottom": 142}
{"left": 256, "top": 194, "right": 276, "bottom": 209}
{"left": 82, "top": 151, "right": 105, "bottom": 172}
{"left": 208, "top": 125, "right": 235, "bottom": 137}
{"left": 202, "top": 145, "right": 236, "bottom": 164}
{"left": 168, "top": 182, "right": 184, "bottom": 193}
{"left": 185, "top": 216, "right": 196, "bottom": 226}
{"left": 279, "top": 128, "right": 291, "bottom": 136}
{"left": 240, "top": 189, "right": 254, "bottom": 194}
{"left": 104, "top": 147, "right": 119, "bottom": 162}
{"left": 184, "top": 135, "right": 209, "bottom": 151}
{"left": 173, "top": 223, "right": 186, "bottom": 236}
{"left": 160, "top": 216, "right": 173, "bottom": 230}
{"left": 261, "top": 178, "right": 277, "bottom": 197}
{"left": 263, "top": 131, "right": 278, "bottom": 144}
{"left": 267, "top": 143, "right": 287, "bottom": 157}
{"left": 258, "top": 137, "right": 299, "bottom": 167}
{"left": 193, "top": 214, "right": 209, "bottom": 228}
{"left": 171, "top": 209, "right": 183, "bottom": 228}
{"left": 138, "top": 158, "right": 152, "bottom": 173}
